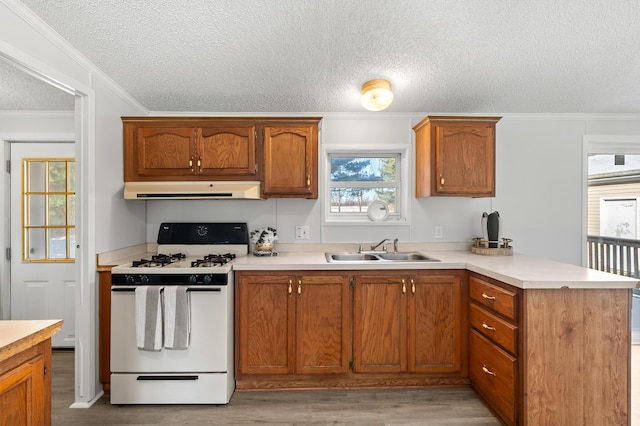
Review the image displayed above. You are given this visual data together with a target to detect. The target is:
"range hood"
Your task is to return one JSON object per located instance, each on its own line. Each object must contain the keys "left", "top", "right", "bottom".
{"left": 124, "top": 181, "right": 261, "bottom": 200}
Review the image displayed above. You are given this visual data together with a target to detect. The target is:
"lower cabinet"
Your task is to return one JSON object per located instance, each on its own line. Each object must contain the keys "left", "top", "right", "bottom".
{"left": 0, "top": 351, "right": 46, "bottom": 425}
{"left": 468, "top": 273, "right": 520, "bottom": 425}
{"left": 235, "top": 270, "right": 467, "bottom": 389}
{"left": 236, "top": 272, "right": 350, "bottom": 376}
{"left": 353, "top": 271, "right": 465, "bottom": 374}
{"left": 468, "top": 272, "right": 631, "bottom": 425}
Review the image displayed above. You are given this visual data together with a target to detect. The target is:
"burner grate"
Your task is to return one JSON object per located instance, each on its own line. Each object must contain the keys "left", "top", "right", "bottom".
{"left": 131, "top": 253, "right": 186, "bottom": 267}
{"left": 191, "top": 253, "right": 236, "bottom": 268}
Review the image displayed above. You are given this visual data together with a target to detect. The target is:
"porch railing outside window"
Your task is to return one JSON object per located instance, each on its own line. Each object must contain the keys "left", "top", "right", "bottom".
{"left": 587, "top": 235, "right": 640, "bottom": 278}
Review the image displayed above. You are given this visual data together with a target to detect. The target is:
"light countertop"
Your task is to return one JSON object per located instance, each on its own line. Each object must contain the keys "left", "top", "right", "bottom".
{"left": 97, "top": 243, "right": 638, "bottom": 290}
{"left": 232, "top": 249, "right": 638, "bottom": 290}
{"left": 0, "top": 319, "right": 63, "bottom": 364}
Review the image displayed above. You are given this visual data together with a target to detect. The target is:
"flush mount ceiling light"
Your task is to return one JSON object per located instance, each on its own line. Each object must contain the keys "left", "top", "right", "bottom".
{"left": 361, "top": 79, "right": 394, "bottom": 111}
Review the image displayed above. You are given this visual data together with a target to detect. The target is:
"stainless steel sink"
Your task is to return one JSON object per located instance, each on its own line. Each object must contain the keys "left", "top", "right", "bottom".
{"left": 377, "top": 252, "right": 438, "bottom": 261}
{"left": 325, "top": 252, "right": 439, "bottom": 263}
{"left": 325, "top": 253, "right": 380, "bottom": 262}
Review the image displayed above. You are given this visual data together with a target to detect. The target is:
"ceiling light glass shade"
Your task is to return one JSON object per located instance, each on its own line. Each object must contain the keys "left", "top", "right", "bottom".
{"left": 361, "top": 79, "right": 394, "bottom": 111}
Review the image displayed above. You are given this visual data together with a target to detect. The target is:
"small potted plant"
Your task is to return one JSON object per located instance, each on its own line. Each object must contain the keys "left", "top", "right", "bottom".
{"left": 250, "top": 227, "right": 278, "bottom": 253}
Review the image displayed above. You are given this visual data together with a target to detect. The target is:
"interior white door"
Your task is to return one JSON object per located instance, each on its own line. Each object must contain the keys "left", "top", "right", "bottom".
{"left": 10, "top": 142, "right": 76, "bottom": 347}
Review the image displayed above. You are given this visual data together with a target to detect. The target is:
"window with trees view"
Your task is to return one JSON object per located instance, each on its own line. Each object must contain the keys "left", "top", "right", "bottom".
{"left": 22, "top": 158, "right": 76, "bottom": 261}
{"left": 328, "top": 153, "right": 401, "bottom": 219}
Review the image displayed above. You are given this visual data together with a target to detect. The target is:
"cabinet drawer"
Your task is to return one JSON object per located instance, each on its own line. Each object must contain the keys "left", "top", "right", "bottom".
{"left": 469, "top": 303, "right": 518, "bottom": 355}
{"left": 469, "top": 276, "right": 517, "bottom": 321}
{"left": 469, "top": 330, "right": 516, "bottom": 424}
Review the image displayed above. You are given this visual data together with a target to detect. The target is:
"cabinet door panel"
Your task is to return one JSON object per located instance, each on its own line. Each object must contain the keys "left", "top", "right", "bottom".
{"left": 198, "top": 126, "right": 256, "bottom": 176}
{"left": 297, "top": 275, "right": 350, "bottom": 374}
{"left": 0, "top": 354, "right": 45, "bottom": 426}
{"left": 237, "top": 275, "right": 295, "bottom": 375}
{"left": 409, "top": 274, "right": 462, "bottom": 373}
{"left": 262, "top": 125, "right": 317, "bottom": 197}
{"left": 435, "top": 124, "right": 494, "bottom": 195}
{"left": 137, "top": 127, "right": 195, "bottom": 176}
{"left": 353, "top": 276, "right": 407, "bottom": 373}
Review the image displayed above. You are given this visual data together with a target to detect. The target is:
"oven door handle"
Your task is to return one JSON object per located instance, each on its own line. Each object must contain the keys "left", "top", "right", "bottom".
{"left": 111, "top": 287, "right": 222, "bottom": 292}
{"left": 136, "top": 375, "right": 199, "bottom": 381}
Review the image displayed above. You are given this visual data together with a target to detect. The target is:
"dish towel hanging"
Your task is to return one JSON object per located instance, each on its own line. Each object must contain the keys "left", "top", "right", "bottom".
{"left": 135, "top": 286, "right": 163, "bottom": 351}
{"left": 163, "top": 286, "right": 191, "bottom": 350}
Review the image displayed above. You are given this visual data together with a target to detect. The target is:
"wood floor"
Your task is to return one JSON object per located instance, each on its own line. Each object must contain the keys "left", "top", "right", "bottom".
{"left": 51, "top": 351, "right": 500, "bottom": 425}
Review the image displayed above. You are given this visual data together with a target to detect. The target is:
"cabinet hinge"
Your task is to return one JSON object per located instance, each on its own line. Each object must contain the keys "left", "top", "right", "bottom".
{"left": 349, "top": 278, "right": 354, "bottom": 288}
{"left": 5, "top": 160, "right": 10, "bottom": 174}
{"left": 254, "top": 130, "right": 257, "bottom": 140}
{"left": 349, "top": 360, "right": 354, "bottom": 370}
{"left": 5, "top": 248, "right": 10, "bottom": 261}
{"left": 44, "top": 364, "right": 47, "bottom": 376}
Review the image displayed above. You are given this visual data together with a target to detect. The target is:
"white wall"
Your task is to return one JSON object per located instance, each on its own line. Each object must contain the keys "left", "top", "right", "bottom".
{"left": 92, "top": 77, "right": 147, "bottom": 253}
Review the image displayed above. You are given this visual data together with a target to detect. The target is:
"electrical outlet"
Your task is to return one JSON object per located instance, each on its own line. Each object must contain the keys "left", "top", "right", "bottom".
{"left": 295, "top": 225, "right": 310, "bottom": 240}
{"left": 435, "top": 226, "right": 444, "bottom": 239}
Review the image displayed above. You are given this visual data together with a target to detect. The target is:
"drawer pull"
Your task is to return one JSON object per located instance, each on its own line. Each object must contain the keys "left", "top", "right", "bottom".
{"left": 482, "top": 364, "right": 496, "bottom": 376}
{"left": 482, "top": 322, "right": 496, "bottom": 331}
{"left": 481, "top": 292, "right": 496, "bottom": 301}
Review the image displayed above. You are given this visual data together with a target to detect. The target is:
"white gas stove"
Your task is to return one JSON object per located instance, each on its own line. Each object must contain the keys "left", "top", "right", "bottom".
{"left": 110, "top": 222, "right": 248, "bottom": 405}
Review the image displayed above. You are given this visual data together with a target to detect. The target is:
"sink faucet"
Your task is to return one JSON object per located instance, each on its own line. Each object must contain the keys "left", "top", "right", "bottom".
{"left": 370, "top": 238, "right": 390, "bottom": 252}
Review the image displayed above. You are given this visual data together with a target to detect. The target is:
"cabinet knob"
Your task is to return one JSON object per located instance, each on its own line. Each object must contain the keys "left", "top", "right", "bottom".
{"left": 306, "top": 175, "right": 311, "bottom": 188}
{"left": 297, "top": 279, "right": 302, "bottom": 296}
{"left": 411, "top": 278, "right": 415, "bottom": 295}
{"left": 197, "top": 157, "right": 202, "bottom": 170}
{"left": 189, "top": 158, "right": 194, "bottom": 171}
{"left": 288, "top": 280, "right": 292, "bottom": 295}
{"left": 440, "top": 175, "right": 445, "bottom": 186}
{"left": 402, "top": 279, "right": 406, "bottom": 295}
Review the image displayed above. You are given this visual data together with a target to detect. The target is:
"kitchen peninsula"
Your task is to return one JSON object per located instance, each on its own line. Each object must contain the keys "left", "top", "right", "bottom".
{"left": 0, "top": 319, "right": 63, "bottom": 426}
{"left": 232, "top": 248, "right": 636, "bottom": 426}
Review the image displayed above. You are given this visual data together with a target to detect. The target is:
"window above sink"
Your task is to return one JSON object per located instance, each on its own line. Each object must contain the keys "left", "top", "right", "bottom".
{"left": 323, "top": 147, "right": 410, "bottom": 226}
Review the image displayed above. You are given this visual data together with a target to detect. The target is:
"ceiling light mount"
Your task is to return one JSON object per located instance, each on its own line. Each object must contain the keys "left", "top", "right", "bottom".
{"left": 361, "top": 79, "right": 393, "bottom": 111}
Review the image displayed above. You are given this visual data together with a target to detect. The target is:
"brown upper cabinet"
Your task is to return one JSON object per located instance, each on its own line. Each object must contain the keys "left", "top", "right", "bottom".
{"left": 262, "top": 123, "right": 318, "bottom": 198}
{"left": 122, "top": 117, "right": 321, "bottom": 198}
{"left": 413, "top": 116, "right": 501, "bottom": 197}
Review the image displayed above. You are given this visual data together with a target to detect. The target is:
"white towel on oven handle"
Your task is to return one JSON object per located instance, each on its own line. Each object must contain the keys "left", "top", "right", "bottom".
{"left": 163, "top": 286, "right": 191, "bottom": 350}
{"left": 135, "top": 286, "right": 163, "bottom": 351}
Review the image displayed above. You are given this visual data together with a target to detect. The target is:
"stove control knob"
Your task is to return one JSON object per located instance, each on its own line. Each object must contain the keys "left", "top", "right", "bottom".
{"left": 125, "top": 275, "right": 135, "bottom": 285}
{"left": 140, "top": 275, "right": 150, "bottom": 285}
{"left": 203, "top": 274, "right": 212, "bottom": 284}
{"left": 188, "top": 275, "right": 198, "bottom": 285}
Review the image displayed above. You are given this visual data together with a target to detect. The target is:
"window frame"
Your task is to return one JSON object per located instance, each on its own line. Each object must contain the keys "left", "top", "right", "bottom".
{"left": 323, "top": 146, "right": 411, "bottom": 226}
{"left": 22, "top": 157, "right": 76, "bottom": 262}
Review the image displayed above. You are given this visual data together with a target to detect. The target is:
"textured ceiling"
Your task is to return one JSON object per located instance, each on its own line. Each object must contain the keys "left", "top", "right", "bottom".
{"left": 0, "top": 58, "right": 75, "bottom": 110}
{"left": 5, "top": 0, "right": 640, "bottom": 113}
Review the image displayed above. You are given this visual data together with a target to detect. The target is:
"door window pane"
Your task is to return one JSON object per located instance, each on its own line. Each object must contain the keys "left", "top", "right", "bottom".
{"left": 28, "top": 161, "right": 45, "bottom": 192}
{"left": 26, "top": 228, "right": 45, "bottom": 260}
